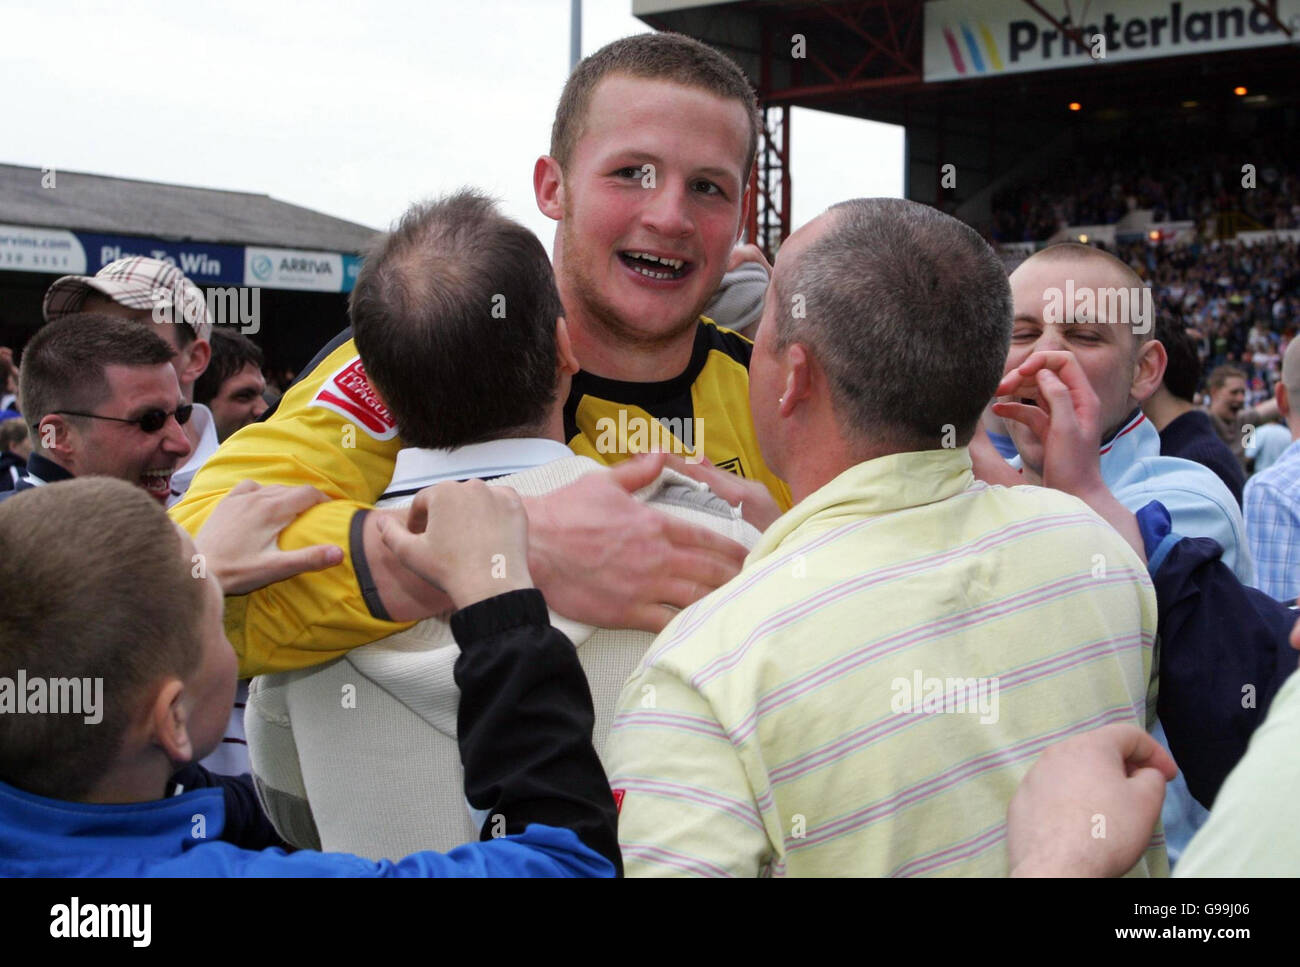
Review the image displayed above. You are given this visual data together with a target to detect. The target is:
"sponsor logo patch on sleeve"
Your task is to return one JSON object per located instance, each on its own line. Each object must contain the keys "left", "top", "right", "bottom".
{"left": 310, "top": 356, "right": 398, "bottom": 440}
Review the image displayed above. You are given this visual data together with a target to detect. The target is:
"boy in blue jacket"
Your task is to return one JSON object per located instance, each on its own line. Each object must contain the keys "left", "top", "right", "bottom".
{"left": 0, "top": 476, "right": 620, "bottom": 877}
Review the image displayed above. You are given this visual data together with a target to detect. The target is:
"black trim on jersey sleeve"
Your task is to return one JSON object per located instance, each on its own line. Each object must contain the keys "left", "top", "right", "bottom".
{"left": 563, "top": 320, "right": 750, "bottom": 440}
{"left": 350, "top": 508, "right": 392, "bottom": 622}
{"left": 452, "top": 588, "right": 622, "bottom": 874}
{"left": 259, "top": 326, "right": 355, "bottom": 423}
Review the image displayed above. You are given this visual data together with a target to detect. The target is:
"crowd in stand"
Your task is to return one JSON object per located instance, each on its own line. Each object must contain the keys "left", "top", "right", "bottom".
{"left": 992, "top": 134, "right": 1300, "bottom": 244}
{"left": 1118, "top": 235, "right": 1300, "bottom": 402}
{"left": 3, "top": 34, "right": 1300, "bottom": 880}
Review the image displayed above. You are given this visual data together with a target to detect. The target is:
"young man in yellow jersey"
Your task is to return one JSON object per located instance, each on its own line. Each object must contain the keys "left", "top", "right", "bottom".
{"left": 171, "top": 32, "right": 782, "bottom": 674}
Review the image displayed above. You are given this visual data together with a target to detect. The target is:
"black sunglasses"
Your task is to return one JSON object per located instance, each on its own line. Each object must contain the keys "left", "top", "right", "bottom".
{"left": 54, "top": 404, "right": 194, "bottom": 433}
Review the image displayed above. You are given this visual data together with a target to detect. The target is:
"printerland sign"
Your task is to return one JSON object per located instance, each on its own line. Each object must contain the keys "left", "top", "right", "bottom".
{"left": 924, "top": 0, "right": 1298, "bottom": 82}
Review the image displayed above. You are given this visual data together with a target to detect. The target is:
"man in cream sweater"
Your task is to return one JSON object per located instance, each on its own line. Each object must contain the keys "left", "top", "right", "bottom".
{"left": 247, "top": 191, "right": 758, "bottom": 857}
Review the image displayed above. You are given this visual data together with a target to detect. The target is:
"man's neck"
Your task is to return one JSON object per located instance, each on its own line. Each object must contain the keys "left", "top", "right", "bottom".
{"left": 1142, "top": 390, "right": 1195, "bottom": 432}
{"left": 559, "top": 296, "right": 698, "bottom": 383}
{"left": 779, "top": 422, "right": 899, "bottom": 505}
{"left": 82, "top": 759, "right": 174, "bottom": 805}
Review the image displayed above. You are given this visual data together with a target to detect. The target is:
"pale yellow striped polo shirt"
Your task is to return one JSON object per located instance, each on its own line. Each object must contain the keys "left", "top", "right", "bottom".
{"left": 605, "top": 447, "right": 1165, "bottom": 877}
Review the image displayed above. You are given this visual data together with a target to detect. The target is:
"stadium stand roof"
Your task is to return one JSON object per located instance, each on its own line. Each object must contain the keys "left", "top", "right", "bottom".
{"left": 0, "top": 163, "right": 376, "bottom": 252}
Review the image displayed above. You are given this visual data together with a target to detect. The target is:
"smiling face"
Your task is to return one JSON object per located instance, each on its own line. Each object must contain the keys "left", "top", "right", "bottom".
{"left": 67, "top": 363, "right": 193, "bottom": 501}
{"left": 1210, "top": 376, "right": 1247, "bottom": 421}
{"left": 1005, "top": 256, "right": 1152, "bottom": 475}
{"left": 550, "top": 74, "right": 750, "bottom": 348}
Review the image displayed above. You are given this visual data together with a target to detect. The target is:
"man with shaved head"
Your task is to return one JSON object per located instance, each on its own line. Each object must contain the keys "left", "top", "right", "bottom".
{"left": 987, "top": 241, "right": 1255, "bottom": 866}
{"left": 1000, "top": 242, "right": 1252, "bottom": 585}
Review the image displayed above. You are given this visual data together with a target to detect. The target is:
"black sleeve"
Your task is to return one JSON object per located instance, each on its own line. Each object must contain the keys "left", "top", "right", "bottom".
{"left": 451, "top": 588, "right": 622, "bottom": 875}
{"left": 167, "top": 764, "right": 294, "bottom": 852}
{"left": 1154, "top": 535, "right": 1300, "bottom": 808}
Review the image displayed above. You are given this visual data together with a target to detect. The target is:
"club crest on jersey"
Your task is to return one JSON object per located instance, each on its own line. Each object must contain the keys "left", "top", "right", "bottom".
{"left": 311, "top": 356, "right": 398, "bottom": 440}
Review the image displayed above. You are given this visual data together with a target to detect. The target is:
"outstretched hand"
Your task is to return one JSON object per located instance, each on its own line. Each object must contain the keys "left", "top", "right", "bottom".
{"left": 194, "top": 481, "right": 344, "bottom": 595}
{"left": 525, "top": 453, "right": 749, "bottom": 632}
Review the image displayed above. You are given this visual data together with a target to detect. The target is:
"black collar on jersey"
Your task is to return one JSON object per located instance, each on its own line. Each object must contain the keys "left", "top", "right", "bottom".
{"left": 562, "top": 321, "right": 753, "bottom": 439}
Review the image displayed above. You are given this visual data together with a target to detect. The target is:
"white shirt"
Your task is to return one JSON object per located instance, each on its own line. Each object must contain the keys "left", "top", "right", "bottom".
{"left": 168, "top": 403, "right": 218, "bottom": 508}
{"left": 379, "top": 437, "right": 575, "bottom": 505}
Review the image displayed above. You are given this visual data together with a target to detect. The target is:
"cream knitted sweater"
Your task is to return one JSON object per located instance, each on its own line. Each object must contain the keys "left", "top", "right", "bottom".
{"left": 247, "top": 455, "right": 758, "bottom": 858}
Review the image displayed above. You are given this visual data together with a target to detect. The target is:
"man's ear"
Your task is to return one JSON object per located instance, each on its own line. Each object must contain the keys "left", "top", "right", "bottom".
{"left": 177, "top": 338, "right": 211, "bottom": 390}
{"left": 534, "top": 156, "right": 565, "bottom": 221}
{"left": 1131, "top": 339, "right": 1167, "bottom": 405}
{"left": 554, "top": 317, "right": 580, "bottom": 377}
{"left": 148, "top": 677, "right": 193, "bottom": 765}
{"left": 36, "top": 414, "right": 74, "bottom": 457}
{"left": 1278, "top": 382, "right": 1291, "bottom": 419}
{"left": 736, "top": 177, "right": 753, "bottom": 244}
{"left": 778, "top": 343, "right": 813, "bottom": 418}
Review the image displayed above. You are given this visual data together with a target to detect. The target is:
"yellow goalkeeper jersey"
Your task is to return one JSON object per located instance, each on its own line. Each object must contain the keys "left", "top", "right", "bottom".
{"left": 172, "top": 320, "right": 789, "bottom": 676}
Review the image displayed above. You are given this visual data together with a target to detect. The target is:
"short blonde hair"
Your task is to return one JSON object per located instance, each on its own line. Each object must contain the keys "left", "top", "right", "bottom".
{"left": 550, "top": 33, "right": 759, "bottom": 177}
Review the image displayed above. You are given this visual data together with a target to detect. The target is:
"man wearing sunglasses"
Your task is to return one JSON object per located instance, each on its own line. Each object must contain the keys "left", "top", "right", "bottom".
{"left": 42, "top": 256, "right": 216, "bottom": 507}
{"left": 0, "top": 314, "right": 192, "bottom": 506}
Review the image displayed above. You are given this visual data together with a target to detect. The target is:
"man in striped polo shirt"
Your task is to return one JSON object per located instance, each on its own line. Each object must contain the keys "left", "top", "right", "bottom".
{"left": 604, "top": 198, "right": 1164, "bottom": 877}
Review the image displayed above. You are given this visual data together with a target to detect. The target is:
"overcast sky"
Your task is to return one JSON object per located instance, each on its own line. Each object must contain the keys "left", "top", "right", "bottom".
{"left": 2, "top": 0, "right": 903, "bottom": 249}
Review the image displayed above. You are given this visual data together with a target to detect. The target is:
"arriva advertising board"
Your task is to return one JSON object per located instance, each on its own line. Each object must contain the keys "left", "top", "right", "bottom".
{"left": 924, "top": 0, "right": 1300, "bottom": 82}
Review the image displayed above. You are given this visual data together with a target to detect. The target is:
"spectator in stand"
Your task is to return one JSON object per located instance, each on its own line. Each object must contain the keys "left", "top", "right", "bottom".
{"left": 0, "top": 315, "right": 191, "bottom": 505}
{"left": 1142, "top": 316, "right": 1245, "bottom": 504}
{"left": 42, "top": 257, "right": 216, "bottom": 507}
{"left": 1244, "top": 338, "right": 1300, "bottom": 603}
{"left": 0, "top": 418, "right": 29, "bottom": 492}
{"left": 194, "top": 329, "right": 268, "bottom": 441}
{"left": 1207, "top": 363, "right": 1278, "bottom": 469}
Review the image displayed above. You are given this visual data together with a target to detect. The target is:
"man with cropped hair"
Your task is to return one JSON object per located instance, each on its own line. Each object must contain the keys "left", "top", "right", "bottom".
{"left": 171, "top": 32, "right": 780, "bottom": 676}
{"left": 0, "top": 314, "right": 191, "bottom": 505}
{"left": 43, "top": 257, "right": 218, "bottom": 505}
{"left": 0, "top": 477, "right": 619, "bottom": 877}
{"left": 1141, "top": 315, "right": 1245, "bottom": 504}
{"left": 248, "top": 190, "right": 756, "bottom": 858}
{"left": 1206, "top": 363, "right": 1278, "bottom": 470}
{"left": 987, "top": 242, "right": 1252, "bottom": 585}
{"left": 194, "top": 329, "right": 267, "bottom": 442}
{"left": 605, "top": 200, "right": 1161, "bottom": 877}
